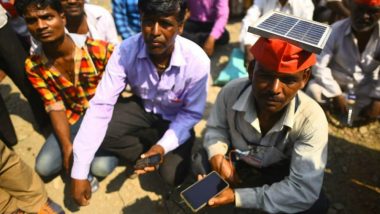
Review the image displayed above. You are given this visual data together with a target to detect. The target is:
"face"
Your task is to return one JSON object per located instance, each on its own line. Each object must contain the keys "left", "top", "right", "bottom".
{"left": 60, "top": 0, "right": 85, "bottom": 17}
{"left": 351, "top": 3, "right": 380, "bottom": 32}
{"left": 24, "top": 5, "right": 66, "bottom": 44}
{"left": 250, "top": 62, "right": 311, "bottom": 113}
{"left": 141, "top": 13, "right": 184, "bottom": 56}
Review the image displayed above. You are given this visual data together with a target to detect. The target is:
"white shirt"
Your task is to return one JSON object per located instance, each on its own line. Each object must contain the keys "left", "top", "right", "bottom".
{"left": 0, "top": 5, "right": 7, "bottom": 28}
{"left": 204, "top": 78, "right": 328, "bottom": 213}
{"left": 312, "top": 18, "right": 380, "bottom": 106}
{"left": 240, "top": 0, "right": 314, "bottom": 49}
{"left": 84, "top": 4, "right": 119, "bottom": 44}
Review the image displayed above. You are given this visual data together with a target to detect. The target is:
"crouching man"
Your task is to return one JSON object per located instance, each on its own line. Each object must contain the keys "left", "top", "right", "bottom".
{"left": 197, "top": 37, "right": 329, "bottom": 213}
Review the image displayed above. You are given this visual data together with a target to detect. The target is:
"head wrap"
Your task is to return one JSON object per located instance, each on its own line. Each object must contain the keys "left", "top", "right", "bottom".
{"left": 354, "top": 0, "right": 380, "bottom": 6}
{"left": 250, "top": 37, "right": 316, "bottom": 73}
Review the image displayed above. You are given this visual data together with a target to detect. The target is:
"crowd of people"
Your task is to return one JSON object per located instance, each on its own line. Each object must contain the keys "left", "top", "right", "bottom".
{"left": 0, "top": 0, "right": 379, "bottom": 213}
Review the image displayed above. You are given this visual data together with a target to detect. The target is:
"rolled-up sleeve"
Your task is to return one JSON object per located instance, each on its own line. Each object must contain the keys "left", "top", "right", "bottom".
{"left": 25, "top": 58, "right": 65, "bottom": 112}
{"left": 203, "top": 85, "right": 231, "bottom": 158}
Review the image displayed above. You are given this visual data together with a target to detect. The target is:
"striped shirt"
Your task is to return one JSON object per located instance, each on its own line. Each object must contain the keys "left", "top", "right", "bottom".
{"left": 25, "top": 35, "right": 114, "bottom": 125}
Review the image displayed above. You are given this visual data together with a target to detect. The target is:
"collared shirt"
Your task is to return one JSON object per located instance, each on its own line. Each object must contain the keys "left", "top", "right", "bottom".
{"left": 112, "top": 0, "right": 140, "bottom": 40}
{"left": 240, "top": 0, "right": 314, "bottom": 48}
{"left": 204, "top": 78, "right": 328, "bottom": 213}
{"left": 72, "top": 33, "right": 210, "bottom": 179}
{"left": 25, "top": 34, "right": 114, "bottom": 125}
{"left": 312, "top": 18, "right": 380, "bottom": 103}
{"left": 0, "top": 4, "right": 7, "bottom": 28}
{"left": 84, "top": 3, "right": 119, "bottom": 44}
{"left": 187, "top": 0, "right": 229, "bottom": 39}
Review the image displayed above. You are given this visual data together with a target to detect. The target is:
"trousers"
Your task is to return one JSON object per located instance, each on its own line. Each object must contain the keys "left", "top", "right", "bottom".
{"left": 182, "top": 19, "right": 230, "bottom": 47}
{"left": 35, "top": 117, "right": 119, "bottom": 178}
{"left": 0, "top": 140, "right": 48, "bottom": 213}
{"left": 101, "top": 96, "right": 194, "bottom": 186}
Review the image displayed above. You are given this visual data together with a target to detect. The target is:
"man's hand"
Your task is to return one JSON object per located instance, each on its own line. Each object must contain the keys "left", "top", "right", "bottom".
{"left": 62, "top": 143, "right": 73, "bottom": 174}
{"left": 209, "top": 187, "right": 235, "bottom": 207}
{"left": 332, "top": 95, "right": 347, "bottom": 115}
{"left": 71, "top": 178, "right": 91, "bottom": 206}
{"left": 360, "top": 99, "right": 380, "bottom": 119}
{"left": 210, "top": 155, "right": 240, "bottom": 185}
{"left": 134, "top": 144, "right": 164, "bottom": 175}
{"left": 203, "top": 36, "right": 216, "bottom": 56}
{"left": 197, "top": 174, "right": 235, "bottom": 207}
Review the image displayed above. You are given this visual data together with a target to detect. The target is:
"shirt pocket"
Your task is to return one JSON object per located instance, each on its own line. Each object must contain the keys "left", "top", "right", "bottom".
{"left": 162, "top": 90, "right": 184, "bottom": 108}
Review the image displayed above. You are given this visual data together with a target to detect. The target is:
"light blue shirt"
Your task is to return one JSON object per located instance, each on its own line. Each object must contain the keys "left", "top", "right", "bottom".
{"left": 72, "top": 33, "right": 210, "bottom": 179}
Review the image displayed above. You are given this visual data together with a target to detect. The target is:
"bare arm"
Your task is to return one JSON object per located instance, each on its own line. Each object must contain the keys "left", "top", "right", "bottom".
{"left": 49, "top": 110, "right": 72, "bottom": 174}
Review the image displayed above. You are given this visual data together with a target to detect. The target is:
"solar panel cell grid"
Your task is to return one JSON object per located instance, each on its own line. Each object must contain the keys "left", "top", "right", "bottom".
{"left": 249, "top": 11, "right": 332, "bottom": 54}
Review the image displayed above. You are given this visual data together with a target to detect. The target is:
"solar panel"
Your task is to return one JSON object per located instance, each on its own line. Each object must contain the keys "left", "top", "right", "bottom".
{"left": 247, "top": 11, "right": 332, "bottom": 54}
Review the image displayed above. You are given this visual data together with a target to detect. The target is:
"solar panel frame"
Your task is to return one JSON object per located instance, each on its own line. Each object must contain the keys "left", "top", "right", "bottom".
{"left": 247, "top": 11, "right": 332, "bottom": 54}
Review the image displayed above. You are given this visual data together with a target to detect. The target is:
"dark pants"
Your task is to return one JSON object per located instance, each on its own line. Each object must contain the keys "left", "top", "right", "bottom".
{"left": 0, "top": 22, "right": 49, "bottom": 147}
{"left": 100, "top": 96, "right": 194, "bottom": 186}
{"left": 182, "top": 19, "right": 230, "bottom": 47}
{"left": 191, "top": 148, "right": 330, "bottom": 214}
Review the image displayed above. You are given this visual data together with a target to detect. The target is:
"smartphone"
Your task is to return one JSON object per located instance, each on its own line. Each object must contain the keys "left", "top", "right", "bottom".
{"left": 180, "top": 171, "right": 229, "bottom": 212}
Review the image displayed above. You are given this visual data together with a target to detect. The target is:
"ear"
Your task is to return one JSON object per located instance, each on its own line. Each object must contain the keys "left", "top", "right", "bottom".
{"left": 178, "top": 22, "right": 184, "bottom": 35}
{"left": 61, "top": 12, "right": 66, "bottom": 26}
{"left": 248, "top": 60, "right": 255, "bottom": 82}
{"left": 300, "top": 67, "right": 312, "bottom": 89}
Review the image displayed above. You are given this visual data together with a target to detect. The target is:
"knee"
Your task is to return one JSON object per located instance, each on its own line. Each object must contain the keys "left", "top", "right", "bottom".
{"left": 159, "top": 161, "right": 189, "bottom": 187}
{"left": 90, "top": 156, "right": 118, "bottom": 178}
{"left": 35, "top": 154, "right": 60, "bottom": 177}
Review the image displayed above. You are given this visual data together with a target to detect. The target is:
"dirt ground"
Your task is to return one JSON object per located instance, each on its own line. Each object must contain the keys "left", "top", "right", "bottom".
{"left": 1, "top": 1, "right": 379, "bottom": 213}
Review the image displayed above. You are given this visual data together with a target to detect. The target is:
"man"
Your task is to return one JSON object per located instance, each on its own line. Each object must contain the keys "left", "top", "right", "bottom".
{"left": 240, "top": 0, "right": 314, "bottom": 65}
{"left": 326, "top": 0, "right": 352, "bottom": 23}
{"left": 112, "top": 0, "right": 140, "bottom": 40}
{"left": 71, "top": 0, "right": 210, "bottom": 206}
{"left": 0, "top": 4, "right": 48, "bottom": 148}
{"left": 307, "top": 0, "right": 380, "bottom": 123}
{"left": 60, "top": 0, "right": 119, "bottom": 44}
{"left": 0, "top": 140, "right": 64, "bottom": 214}
{"left": 14, "top": 0, "right": 118, "bottom": 179}
{"left": 199, "top": 38, "right": 329, "bottom": 213}
{"left": 181, "top": 0, "right": 229, "bottom": 56}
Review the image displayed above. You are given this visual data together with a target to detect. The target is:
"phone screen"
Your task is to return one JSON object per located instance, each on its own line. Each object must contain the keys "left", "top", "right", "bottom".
{"left": 181, "top": 171, "right": 229, "bottom": 212}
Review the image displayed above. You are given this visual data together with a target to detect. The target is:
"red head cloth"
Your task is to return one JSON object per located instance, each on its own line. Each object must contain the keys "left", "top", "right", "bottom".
{"left": 354, "top": 0, "right": 380, "bottom": 6}
{"left": 250, "top": 37, "right": 316, "bottom": 73}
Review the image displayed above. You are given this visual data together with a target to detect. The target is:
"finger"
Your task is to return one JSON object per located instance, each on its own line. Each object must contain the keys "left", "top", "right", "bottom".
{"left": 134, "top": 169, "right": 146, "bottom": 175}
{"left": 197, "top": 174, "right": 205, "bottom": 181}
{"left": 143, "top": 166, "right": 156, "bottom": 172}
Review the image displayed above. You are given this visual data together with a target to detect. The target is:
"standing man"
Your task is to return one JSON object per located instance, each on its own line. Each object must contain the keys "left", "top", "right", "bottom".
{"left": 112, "top": 0, "right": 140, "bottom": 40}
{"left": 307, "top": 0, "right": 380, "bottom": 123}
{"left": 199, "top": 37, "right": 329, "bottom": 213}
{"left": 71, "top": 0, "right": 210, "bottom": 206}
{"left": 14, "top": 0, "right": 118, "bottom": 180}
{"left": 182, "top": 0, "right": 229, "bottom": 56}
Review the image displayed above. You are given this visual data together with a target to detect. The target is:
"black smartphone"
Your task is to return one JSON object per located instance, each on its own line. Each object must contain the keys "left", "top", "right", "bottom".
{"left": 134, "top": 154, "right": 161, "bottom": 170}
{"left": 180, "top": 171, "right": 229, "bottom": 212}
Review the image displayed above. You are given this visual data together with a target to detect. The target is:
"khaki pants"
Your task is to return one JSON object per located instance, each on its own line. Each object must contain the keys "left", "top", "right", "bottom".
{"left": 0, "top": 141, "right": 48, "bottom": 213}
